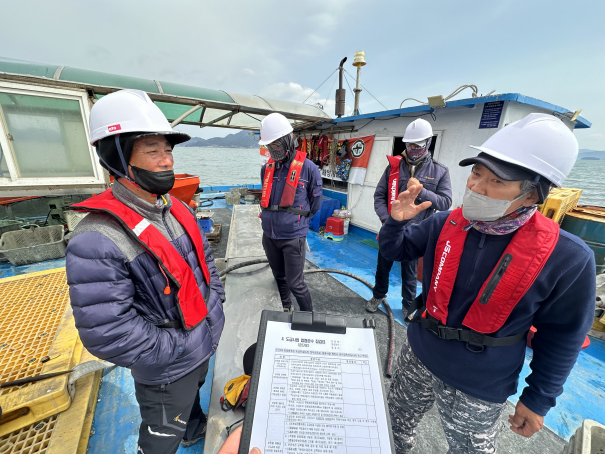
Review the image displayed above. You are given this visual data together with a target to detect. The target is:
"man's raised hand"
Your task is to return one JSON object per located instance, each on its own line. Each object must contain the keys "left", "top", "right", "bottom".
{"left": 390, "top": 184, "right": 432, "bottom": 222}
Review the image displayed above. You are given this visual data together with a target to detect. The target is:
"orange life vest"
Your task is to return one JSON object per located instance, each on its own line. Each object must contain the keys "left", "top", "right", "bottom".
{"left": 72, "top": 189, "right": 211, "bottom": 331}
{"left": 260, "top": 151, "right": 310, "bottom": 216}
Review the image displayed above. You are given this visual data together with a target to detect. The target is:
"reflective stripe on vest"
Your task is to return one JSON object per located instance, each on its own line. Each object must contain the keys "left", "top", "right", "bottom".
{"left": 261, "top": 151, "right": 307, "bottom": 209}
{"left": 387, "top": 155, "right": 402, "bottom": 214}
{"left": 71, "top": 189, "right": 211, "bottom": 331}
{"left": 425, "top": 208, "right": 559, "bottom": 334}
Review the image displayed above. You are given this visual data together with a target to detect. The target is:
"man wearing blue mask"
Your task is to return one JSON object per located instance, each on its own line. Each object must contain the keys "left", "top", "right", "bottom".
{"left": 367, "top": 118, "right": 452, "bottom": 319}
{"left": 380, "top": 113, "right": 596, "bottom": 453}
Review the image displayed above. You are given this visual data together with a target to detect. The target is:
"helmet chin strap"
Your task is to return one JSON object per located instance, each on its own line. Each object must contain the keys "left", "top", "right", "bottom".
{"left": 114, "top": 135, "right": 136, "bottom": 184}
{"left": 95, "top": 135, "right": 137, "bottom": 184}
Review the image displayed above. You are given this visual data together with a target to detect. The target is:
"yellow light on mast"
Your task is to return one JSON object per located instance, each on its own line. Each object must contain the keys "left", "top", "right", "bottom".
{"left": 352, "top": 51, "right": 366, "bottom": 67}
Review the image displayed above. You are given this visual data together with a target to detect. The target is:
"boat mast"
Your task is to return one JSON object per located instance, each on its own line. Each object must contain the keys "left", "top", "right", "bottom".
{"left": 352, "top": 51, "right": 366, "bottom": 116}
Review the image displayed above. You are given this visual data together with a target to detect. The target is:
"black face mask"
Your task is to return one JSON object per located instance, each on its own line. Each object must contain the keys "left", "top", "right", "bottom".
{"left": 130, "top": 166, "right": 175, "bottom": 195}
{"left": 268, "top": 134, "right": 295, "bottom": 163}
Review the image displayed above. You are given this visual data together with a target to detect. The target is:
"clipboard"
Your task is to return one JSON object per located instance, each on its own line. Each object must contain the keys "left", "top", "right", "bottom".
{"left": 239, "top": 310, "right": 395, "bottom": 454}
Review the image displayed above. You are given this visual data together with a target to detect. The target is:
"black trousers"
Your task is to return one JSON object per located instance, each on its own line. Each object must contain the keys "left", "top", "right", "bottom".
{"left": 373, "top": 250, "right": 418, "bottom": 309}
{"left": 135, "top": 359, "right": 209, "bottom": 454}
{"left": 262, "top": 234, "right": 313, "bottom": 311}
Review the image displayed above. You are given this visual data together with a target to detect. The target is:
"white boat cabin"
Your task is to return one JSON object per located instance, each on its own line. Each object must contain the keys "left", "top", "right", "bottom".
{"left": 299, "top": 94, "right": 590, "bottom": 233}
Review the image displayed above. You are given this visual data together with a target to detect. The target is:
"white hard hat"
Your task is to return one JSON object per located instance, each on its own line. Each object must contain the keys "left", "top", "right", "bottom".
{"left": 89, "top": 89, "right": 190, "bottom": 146}
{"left": 469, "top": 113, "right": 578, "bottom": 187}
{"left": 402, "top": 118, "right": 433, "bottom": 143}
{"left": 258, "top": 113, "right": 293, "bottom": 145}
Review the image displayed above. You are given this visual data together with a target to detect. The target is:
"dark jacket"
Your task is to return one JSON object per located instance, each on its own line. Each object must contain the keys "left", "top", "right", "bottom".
{"left": 65, "top": 181, "right": 225, "bottom": 385}
{"left": 260, "top": 156, "right": 323, "bottom": 239}
{"left": 374, "top": 154, "right": 452, "bottom": 225}
{"left": 379, "top": 212, "right": 595, "bottom": 416}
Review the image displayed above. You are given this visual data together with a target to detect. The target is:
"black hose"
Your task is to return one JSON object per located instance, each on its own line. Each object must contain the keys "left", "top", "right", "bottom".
{"left": 1, "top": 370, "right": 72, "bottom": 388}
{"left": 218, "top": 258, "right": 269, "bottom": 277}
{"left": 199, "top": 199, "right": 214, "bottom": 208}
{"left": 42, "top": 208, "right": 52, "bottom": 227}
{"left": 304, "top": 268, "right": 395, "bottom": 377}
{"left": 382, "top": 300, "right": 395, "bottom": 378}
{"left": 219, "top": 259, "right": 396, "bottom": 377}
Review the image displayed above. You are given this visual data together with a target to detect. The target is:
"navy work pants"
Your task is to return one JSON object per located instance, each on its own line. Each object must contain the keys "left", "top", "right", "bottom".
{"left": 373, "top": 249, "right": 418, "bottom": 309}
{"left": 262, "top": 235, "right": 313, "bottom": 311}
{"left": 135, "top": 359, "right": 209, "bottom": 454}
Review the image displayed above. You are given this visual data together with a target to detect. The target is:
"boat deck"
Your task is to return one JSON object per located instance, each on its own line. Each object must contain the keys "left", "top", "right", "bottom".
{"left": 1, "top": 198, "right": 604, "bottom": 453}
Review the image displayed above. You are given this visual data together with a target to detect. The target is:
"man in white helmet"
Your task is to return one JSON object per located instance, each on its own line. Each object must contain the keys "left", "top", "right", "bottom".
{"left": 65, "top": 90, "right": 225, "bottom": 454}
{"left": 367, "top": 118, "right": 452, "bottom": 318}
{"left": 380, "top": 113, "right": 595, "bottom": 453}
{"left": 259, "top": 113, "right": 323, "bottom": 312}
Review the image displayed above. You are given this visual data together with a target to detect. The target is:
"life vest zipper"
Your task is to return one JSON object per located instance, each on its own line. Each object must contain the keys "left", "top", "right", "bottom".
{"left": 479, "top": 253, "right": 512, "bottom": 304}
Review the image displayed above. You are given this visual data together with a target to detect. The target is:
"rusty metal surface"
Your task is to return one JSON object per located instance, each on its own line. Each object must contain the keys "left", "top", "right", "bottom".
{"left": 568, "top": 205, "right": 605, "bottom": 222}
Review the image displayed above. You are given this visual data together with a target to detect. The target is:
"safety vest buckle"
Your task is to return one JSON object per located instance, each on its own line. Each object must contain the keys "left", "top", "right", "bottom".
{"left": 438, "top": 326, "right": 463, "bottom": 341}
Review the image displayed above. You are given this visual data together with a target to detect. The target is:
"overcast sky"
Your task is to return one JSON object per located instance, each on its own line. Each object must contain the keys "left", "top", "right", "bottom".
{"left": 1, "top": 0, "right": 602, "bottom": 149}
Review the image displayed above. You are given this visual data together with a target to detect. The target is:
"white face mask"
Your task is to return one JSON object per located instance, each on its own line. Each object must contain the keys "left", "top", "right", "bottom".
{"left": 462, "top": 187, "right": 527, "bottom": 222}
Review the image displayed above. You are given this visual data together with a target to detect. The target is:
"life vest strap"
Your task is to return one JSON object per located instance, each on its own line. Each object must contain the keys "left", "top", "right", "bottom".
{"left": 261, "top": 205, "right": 311, "bottom": 217}
{"left": 409, "top": 296, "right": 527, "bottom": 352}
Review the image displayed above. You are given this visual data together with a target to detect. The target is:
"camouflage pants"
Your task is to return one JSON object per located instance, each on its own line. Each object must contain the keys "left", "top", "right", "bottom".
{"left": 388, "top": 337, "right": 506, "bottom": 453}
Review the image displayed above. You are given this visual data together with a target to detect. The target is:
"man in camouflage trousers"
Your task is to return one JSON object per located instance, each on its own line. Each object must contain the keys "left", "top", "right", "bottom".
{"left": 380, "top": 115, "right": 595, "bottom": 453}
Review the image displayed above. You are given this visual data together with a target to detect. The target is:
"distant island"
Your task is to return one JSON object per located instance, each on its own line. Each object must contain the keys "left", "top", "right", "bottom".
{"left": 579, "top": 149, "right": 605, "bottom": 160}
{"left": 177, "top": 130, "right": 258, "bottom": 149}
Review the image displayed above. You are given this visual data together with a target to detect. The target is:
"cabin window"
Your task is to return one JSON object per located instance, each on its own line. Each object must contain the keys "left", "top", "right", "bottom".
{"left": 393, "top": 135, "right": 438, "bottom": 158}
{"left": 0, "top": 93, "right": 94, "bottom": 178}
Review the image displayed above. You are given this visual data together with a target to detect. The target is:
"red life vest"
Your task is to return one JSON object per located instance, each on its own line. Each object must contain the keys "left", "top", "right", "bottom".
{"left": 425, "top": 208, "right": 559, "bottom": 334}
{"left": 387, "top": 155, "right": 402, "bottom": 214}
{"left": 317, "top": 135, "right": 329, "bottom": 158}
{"left": 71, "top": 189, "right": 211, "bottom": 331}
{"left": 260, "top": 151, "right": 310, "bottom": 216}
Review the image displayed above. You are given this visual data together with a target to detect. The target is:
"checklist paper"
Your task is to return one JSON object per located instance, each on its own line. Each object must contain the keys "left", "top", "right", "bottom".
{"left": 248, "top": 321, "right": 393, "bottom": 454}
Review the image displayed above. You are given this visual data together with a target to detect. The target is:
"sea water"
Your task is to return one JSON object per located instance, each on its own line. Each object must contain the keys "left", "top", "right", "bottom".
{"left": 174, "top": 147, "right": 604, "bottom": 206}
{"left": 173, "top": 147, "right": 260, "bottom": 187}
{"left": 563, "top": 160, "right": 605, "bottom": 206}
